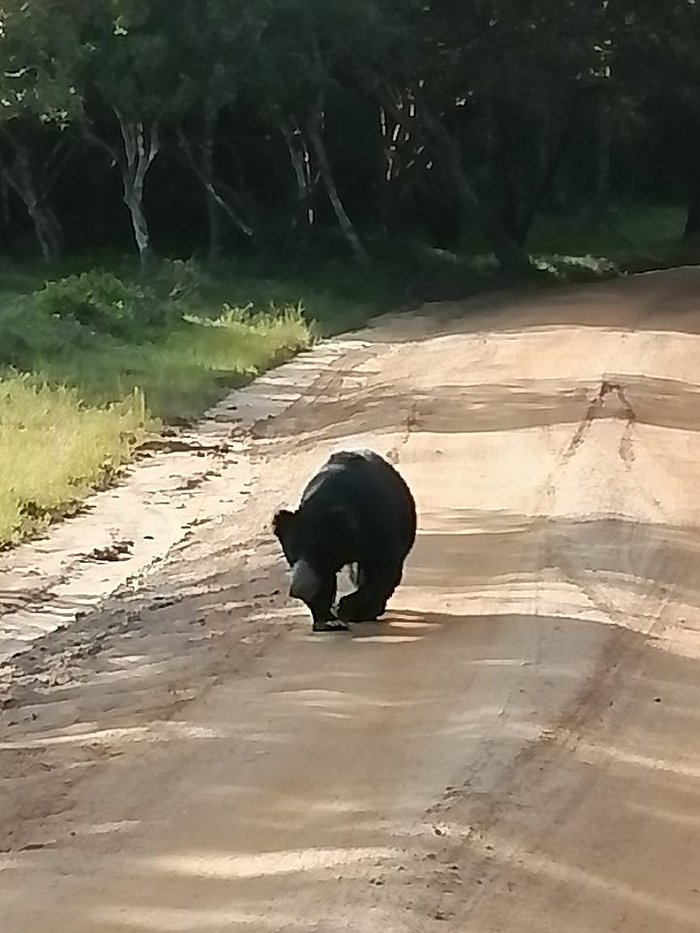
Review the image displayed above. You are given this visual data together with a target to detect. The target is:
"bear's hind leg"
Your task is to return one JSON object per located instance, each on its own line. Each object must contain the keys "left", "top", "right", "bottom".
{"left": 337, "top": 561, "right": 403, "bottom": 623}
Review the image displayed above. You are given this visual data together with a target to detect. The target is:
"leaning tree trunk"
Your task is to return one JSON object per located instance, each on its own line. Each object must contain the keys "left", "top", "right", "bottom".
{"left": 27, "top": 200, "right": 62, "bottom": 264}
{"left": 494, "top": 100, "right": 520, "bottom": 240}
{"left": 280, "top": 118, "right": 318, "bottom": 243}
{"left": 515, "top": 99, "right": 578, "bottom": 246}
{"left": 114, "top": 113, "right": 159, "bottom": 268}
{"left": 307, "top": 99, "right": 369, "bottom": 264}
{"left": 178, "top": 108, "right": 255, "bottom": 261}
{"left": 415, "top": 102, "right": 531, "bottom": 274}
{"left": 593, "top": 96, "right": 613, "bottom": 216}
{"left": 0, "top": 133, "right": 63, "bottom": 263}
{"left": 201, "top": 102, "right": 222, "bottom": 262}
{"left": 205, "top": 188, "right": 222, "bottom": 263}
{"left": 366, "top": 77, "right": 531, "bottom": 275}
{"left": 377, "top": 105, "right": 416, "bottom": 236}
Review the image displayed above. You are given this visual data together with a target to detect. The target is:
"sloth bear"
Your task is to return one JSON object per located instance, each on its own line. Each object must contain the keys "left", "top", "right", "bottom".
{"left": 272, "top": 449, "right": 416, "bottom": 632}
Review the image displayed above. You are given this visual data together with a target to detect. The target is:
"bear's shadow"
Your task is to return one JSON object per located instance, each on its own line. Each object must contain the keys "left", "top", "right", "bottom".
{"left": 347, "top": 610, "right": 446, "bottom": 642}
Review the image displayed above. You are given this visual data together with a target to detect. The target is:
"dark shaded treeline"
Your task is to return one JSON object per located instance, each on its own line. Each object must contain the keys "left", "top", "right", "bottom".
{"left": 0, "top": 0, "right": 697, "bottom": 270}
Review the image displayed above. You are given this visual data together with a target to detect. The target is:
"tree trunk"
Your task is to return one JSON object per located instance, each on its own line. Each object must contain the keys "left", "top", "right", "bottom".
{"left": 198, "top": 102, "right": 224, "bottom": 263}
{"left": 280, "top": 118, "right": 317, "bottom": 238}
{"left": 516, "top": 100, "right": 578, "bottom": 245}
{"left": 28, "top": 202, "right": 62, "bottom": 264}
{"left": 364, "top": 75, "right": 531, "bottom": 275}
{"left": 115, "top": 113, "right": 159, "bottom": 268}
{"left": 178, "top": 116, "right": 254, "bottom": 255}
{"left": 377, "top": 105, "right": 413, "bottom": 236}
{"left": 0, "top": 138, "right": 63, "bottom": 264}
{"left": 206, "top": 187, "right": 222, "bottom": 263}
{"left": 202, "top": 119, "right": 222, "bottom": 262}
{"left": 493, "top": 100, "right": 520, "bottom": 239}
{"left": 415, "top": 101, "right": 531, "bottom": 274}
{"left": 593, "top": 97, "right": 613, "bottom": 215}
{"left": 307, "top": 100, "right": 369, "bottom": 264}
{"left": 447, "top": 145, "right": 531, "bottom": 273}
{"left": 123, "top": 188, "right": 152, "bottom": 268}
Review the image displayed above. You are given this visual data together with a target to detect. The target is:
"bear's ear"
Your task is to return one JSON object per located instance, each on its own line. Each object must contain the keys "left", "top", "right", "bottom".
{"left": 272, "top": 508, "right": 296, "bottom": 539}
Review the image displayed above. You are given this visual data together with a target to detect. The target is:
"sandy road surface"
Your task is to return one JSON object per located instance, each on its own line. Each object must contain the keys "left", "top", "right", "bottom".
{"left": 1, "top": 269, "right": 699, "bottom": 932}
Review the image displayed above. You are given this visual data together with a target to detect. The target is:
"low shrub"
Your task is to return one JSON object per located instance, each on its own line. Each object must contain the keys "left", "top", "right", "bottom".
{"left": 33, "top": 270, "right": 173, "bottom": 338}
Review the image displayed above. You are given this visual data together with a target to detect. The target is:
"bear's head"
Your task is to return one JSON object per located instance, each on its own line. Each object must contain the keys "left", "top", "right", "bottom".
{"left": 272, "top": 504, "right": 357, "bottom": 603}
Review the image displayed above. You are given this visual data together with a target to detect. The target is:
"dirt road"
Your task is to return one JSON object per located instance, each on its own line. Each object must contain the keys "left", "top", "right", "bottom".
{"left": 1, "top": 268, "right": 699, "bottom": 932}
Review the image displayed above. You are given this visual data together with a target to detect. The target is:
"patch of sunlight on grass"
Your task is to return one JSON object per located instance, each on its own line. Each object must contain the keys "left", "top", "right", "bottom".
{"left": 44, "top": 305, "right": 314, "bottom": 422}
{"left": 0, "top": 376, "right": 147, "bottom": 547}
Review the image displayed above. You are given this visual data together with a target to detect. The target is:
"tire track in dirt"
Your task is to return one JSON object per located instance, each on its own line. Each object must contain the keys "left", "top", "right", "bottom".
{"left": 417, "top": 334, "right": 699, "bottom": 929}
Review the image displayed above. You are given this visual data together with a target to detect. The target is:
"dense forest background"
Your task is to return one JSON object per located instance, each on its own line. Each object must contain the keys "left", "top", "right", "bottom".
{"left": 0, "top": 0, "right": 698, "bottom": 272}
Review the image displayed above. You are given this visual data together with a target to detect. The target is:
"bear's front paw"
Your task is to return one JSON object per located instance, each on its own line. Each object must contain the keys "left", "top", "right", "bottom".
{"left": 312, "top": 618, "right": 350, "bottom": 633}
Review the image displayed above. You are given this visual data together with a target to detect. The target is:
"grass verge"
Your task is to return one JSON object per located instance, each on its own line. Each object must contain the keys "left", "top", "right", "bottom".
{"left": 0, "top": 379, "right": 147, "bottom": 546}
{"left": 0, "top": 274, "right": 312, "bottom": 548}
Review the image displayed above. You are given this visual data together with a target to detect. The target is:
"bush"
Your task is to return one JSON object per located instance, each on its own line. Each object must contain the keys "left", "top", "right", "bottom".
{"left": 33, "top": 270, "right": 167, "bottom": 339}
{"left": 532, "top": 253, "right": 620, "bottom": 284}
{"left": 0, "top": 300, "right": 92, "bottom": 367}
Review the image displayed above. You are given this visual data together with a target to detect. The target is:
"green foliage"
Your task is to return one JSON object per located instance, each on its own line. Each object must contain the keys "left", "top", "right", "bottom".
{"left": 0, "top": 0, "right": 696, "bottom": 270}
{"left": 80, "top": 0, "right": 184, "bottom": 121}
{"left": 0, "top": 0, "right": 83, "bottom": 125}
{"left": 0, "top": 299, "right": 87, "bottom": 367}
{"left": 32, "top": 270, "right": 172, "bottom": 338}
{"left": 531, "top": 255, "right": 619, "bottom": 285}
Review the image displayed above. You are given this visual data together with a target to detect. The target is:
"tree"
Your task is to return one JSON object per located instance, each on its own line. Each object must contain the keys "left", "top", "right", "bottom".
{"left": 79, "top": 0, "right": 188, "bottom": 267}
{"left": 0, "top": 0, "right": 695, "bottom": 272}
{"left": 360, "top": 1, "right": 624, "bottom": 258}
{"left": 167, "top": 0, "right": 271, "bottom": 261}
{"left": 0, "top": 0, "right": 82, "bottom": 262}
{"left": 249, "top": 0, "right": 386, "bottom": 262}
{"left": 348, "top": 1, "right": 531, "bottom": 272}
{"left": 608, "top": 0, "right": 700, "bottom": 239}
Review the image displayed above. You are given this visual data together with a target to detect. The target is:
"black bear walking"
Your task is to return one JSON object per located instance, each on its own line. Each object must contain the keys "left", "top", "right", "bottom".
{"left": 272, "top": 449, "right": 417, "bottom": 632}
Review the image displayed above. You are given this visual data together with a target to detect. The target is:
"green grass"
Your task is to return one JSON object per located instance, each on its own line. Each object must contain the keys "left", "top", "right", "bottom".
{"left": 0, "top": 202, "right": 692, "bottom": 548}
{"left": 0, "top": 269, "right": 314, "bottom": 547}
{"left": 0, "top": 378, "right": 147, "bottom": 546}
{"left": 39, "top": 305, "right": 313, "bottom": 423}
